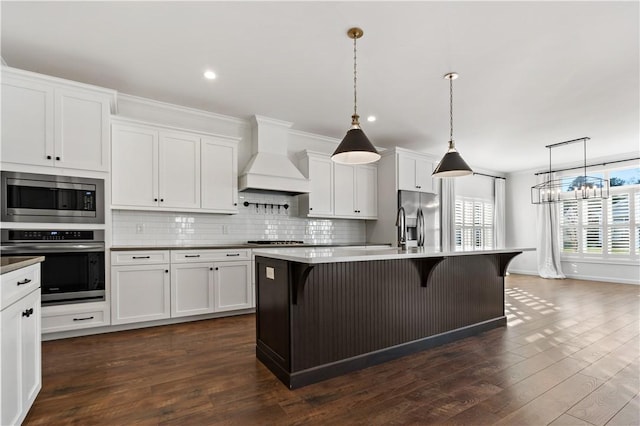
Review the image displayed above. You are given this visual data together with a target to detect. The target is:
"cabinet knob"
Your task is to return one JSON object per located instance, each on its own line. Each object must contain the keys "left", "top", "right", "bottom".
{"left": 154, "top": 198, "right": 158, "bottom": 202}
{"left": 46, "top": 155, "right": 52, "bottom": 160}
{"left": 210, "top": 267, "right": 213, "bottom": 271}
{"left": 234, "top": 203, "right": 237, "bottom": 206}
{"left": 215, "top": 267, "right": 219, "bottom": 271}
{"left": 310, "top": 207, "right": 313, "bottom": 211}
{"left": 56, "top": 156, "right": 61, "bottom": 161}
{"left": 165, "top": 269, "right": 169, "bottom": 273}
{"left": 160, "top": 199, "right": 164, "bottom": 202}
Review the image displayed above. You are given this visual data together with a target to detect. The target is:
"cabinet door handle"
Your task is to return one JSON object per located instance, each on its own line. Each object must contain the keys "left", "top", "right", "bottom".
{"left": 22, "top": 308, "right": 34, "bottom": 318}
{"left": 160, "top": 199, "right": 164, "bottom": 202}
{"left": 210, "top": 267, "right": 213, "bottom": 271}
{"left": 185, "top": 255, "right": 200, "bottom": 258}
{"left": 165, "top": 269, "right": 169, "bottom": 273}
{"left": 46, "top": 155, "right": 52, "bottom": 160}
{"left": 226, "top": 253, "right": 240, "bottom": 257}
{"left": 132, "top": 256, "right": 150, "bottom": 259}
{"left": 215, "top": 267, "right": 219, "bottom": 271}
{"left": 55, "top": 156, "right": 61, "bottom": 161}
{"left": 310, "top": 207, "right": 313, "bottom": 210}
{"left": 234, "top": 203, "right": 237, "bottom": 206}
{"left": 154, "top": 198, "right": 158, "bottom": 202}
{"left": 73, "top": 316, "right": 94, "bottom": 321}
{"left": 17, "top": 278, "right": 32, "bottom": 286}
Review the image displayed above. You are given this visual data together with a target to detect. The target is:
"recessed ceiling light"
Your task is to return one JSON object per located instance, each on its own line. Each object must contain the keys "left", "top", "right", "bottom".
{"left": 203, "top": 70, "right": 216, "bottom": 80}
{"left": 367, "top": 115, "right": 376, "bottom": 122}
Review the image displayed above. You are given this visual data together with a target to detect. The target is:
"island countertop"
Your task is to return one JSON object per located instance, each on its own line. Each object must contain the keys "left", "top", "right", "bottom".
{"left": 252, "top": 246, "right": 535, "bottom": 264}
{"left": 1, "top": 256, "right": 45, "bottom": 274}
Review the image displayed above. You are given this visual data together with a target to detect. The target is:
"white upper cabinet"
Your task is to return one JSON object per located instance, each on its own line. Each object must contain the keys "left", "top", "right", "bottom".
{"left": 201, "top": 137, "right": 238, "bottom": 213}
{"left": 159, "top": 131, "right": 201, "bottom": 209}
{"left": 111, "top": 119, "right": 239, "bottom": 214}
{"left": 334, "top": 163, "right": 378, "bottom": 219}
{"left": 1, "top": 67, "right": 115, "bottom": 172}
{"left": 397, "top": 151, "right": 435, "bottom": 193}
{"left": 297, "top": 151, "right": 334, "bottom": 217}
{"left": 111, "top": 123, "right": 159, "bottom": 208}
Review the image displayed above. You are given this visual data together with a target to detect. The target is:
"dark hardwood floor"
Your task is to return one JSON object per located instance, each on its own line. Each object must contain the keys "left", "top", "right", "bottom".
{"left": 25, "top": 274, "right": 639, "bottom": 425}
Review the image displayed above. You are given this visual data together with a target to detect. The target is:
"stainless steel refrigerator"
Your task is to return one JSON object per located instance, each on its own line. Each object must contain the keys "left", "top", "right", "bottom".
{"left": 398, "top": 190, "right": 440, "bottom": 250}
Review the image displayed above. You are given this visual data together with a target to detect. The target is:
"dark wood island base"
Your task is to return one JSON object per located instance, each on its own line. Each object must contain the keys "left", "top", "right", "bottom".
{"left": 255, "top": 250, "right": 524, "bottom": 389}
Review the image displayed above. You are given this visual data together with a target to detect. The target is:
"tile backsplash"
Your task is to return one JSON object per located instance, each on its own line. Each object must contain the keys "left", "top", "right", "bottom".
{"left": 112, "top": 191, "right": 366, "bottom": 246}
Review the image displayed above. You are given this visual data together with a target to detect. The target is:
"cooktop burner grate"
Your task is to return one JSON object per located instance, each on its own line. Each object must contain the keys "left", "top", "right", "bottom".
{"left": 247, "top": 240, "right": 304, "bottom": 245}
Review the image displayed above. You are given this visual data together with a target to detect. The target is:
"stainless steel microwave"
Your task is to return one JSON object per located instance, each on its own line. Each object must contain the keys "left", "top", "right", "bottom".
{"left": 1, "top": 171, "right": 105, "bottom": 224}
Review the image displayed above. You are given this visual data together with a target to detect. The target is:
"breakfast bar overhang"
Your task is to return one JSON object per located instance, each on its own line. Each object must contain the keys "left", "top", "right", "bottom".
{"left": 254, "top": 247, "right": 533, "bottom": 389}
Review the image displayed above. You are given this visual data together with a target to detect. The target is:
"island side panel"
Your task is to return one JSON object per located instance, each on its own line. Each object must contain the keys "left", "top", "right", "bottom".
{"left": 255, "top": 257, "right": 291, "bottom": 374}
{"left": 290, "top": 254, "right": 506, "bottom": 372}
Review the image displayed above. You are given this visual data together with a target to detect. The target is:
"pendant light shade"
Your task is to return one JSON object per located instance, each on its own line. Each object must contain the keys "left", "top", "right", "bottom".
{"left": 432, "top": 72, "right": 472, "bottom": 178}
{"left": 331, "top": 27, "right": 380, "bottom": 165}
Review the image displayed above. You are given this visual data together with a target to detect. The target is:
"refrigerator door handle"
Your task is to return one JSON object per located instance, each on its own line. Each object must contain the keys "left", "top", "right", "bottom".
{"left": 417, "top": 208, "right": 425, "bottom": 247}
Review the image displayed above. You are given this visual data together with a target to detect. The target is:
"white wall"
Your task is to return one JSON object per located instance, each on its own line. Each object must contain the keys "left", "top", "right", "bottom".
{"left": 506, "top": 164, "right": 640, "bottom": 285}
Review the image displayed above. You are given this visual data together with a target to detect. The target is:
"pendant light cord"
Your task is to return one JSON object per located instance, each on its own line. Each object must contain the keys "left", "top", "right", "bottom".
{"left": 449, "top": 76, "right": 454, "bottom": 141}
{"left": 353, "top": 34, "right": 358, "bottom": 120}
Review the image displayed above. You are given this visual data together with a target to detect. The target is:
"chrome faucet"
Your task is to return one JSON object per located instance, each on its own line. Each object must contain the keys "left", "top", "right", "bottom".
{"left": 395, "top": 206, "right": 407, "bottom": 249}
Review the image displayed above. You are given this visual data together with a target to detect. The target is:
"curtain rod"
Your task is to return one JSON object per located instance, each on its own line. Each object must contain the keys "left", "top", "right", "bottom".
{"left": 473, "top": 172, "right": 506, "bottom": 180}
{"left": 534, "top": 157, "right": 640, "bottom": 176}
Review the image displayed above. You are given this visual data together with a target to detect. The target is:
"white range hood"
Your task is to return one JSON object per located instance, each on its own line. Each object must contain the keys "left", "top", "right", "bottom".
{"left": 238, "top": 115, "right": 310, "bottom": 194}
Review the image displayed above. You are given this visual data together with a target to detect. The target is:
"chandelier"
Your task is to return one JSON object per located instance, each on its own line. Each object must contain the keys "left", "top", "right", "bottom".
{"left": 531, "top": 137, "right": 609, "bottom": 204}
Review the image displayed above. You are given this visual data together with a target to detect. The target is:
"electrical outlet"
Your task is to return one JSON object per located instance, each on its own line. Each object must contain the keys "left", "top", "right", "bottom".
{"left": 136, "top": 224, "right": 144, "bottom": 234}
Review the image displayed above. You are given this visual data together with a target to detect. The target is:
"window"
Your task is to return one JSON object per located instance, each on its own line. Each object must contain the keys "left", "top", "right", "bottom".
{"left": 559, "top": 166, "right": 640, "bottom": 260}
{"left": 455, "top": 198, "right": 493, "bottom": 250}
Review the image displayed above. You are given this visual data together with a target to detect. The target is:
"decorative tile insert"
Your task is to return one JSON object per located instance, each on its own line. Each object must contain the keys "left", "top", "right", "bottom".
{"left": 112, "top": 191, "right": 366, "bottom": 246}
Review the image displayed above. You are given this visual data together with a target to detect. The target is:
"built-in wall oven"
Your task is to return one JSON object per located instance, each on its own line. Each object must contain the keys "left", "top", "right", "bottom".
{"left": 1, "top": 171, "right": 104, "bottom": 224}
{"left": 1, "top": 229, "right": 105, "bottom": 306}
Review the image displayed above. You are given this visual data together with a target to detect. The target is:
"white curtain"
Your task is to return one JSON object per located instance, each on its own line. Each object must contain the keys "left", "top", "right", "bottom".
{"left": 536, "top": 174, "right": 565, "bottom": 279}
{"left": 440, "top": 178, "right": 456, "bottom": 252}
{"left": 494, "top": 178, "right": 506, "bottom": 249}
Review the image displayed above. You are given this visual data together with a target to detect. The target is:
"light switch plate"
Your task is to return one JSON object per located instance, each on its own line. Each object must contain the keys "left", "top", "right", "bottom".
{"left": 266, "top": 267, "right": 275, "bottom": 280}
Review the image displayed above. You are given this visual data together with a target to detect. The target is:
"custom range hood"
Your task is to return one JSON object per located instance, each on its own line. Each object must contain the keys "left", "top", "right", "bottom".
{"left": 239, "top": 115, "right": 310, "bottom": 194}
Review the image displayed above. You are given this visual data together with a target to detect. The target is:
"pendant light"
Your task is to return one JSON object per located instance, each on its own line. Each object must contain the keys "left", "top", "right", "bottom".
{"left": 331, "top": 27, "right": 381, "bottom": 165}
{"left": 432, "top": 72, "right": 473, "bottom": 177}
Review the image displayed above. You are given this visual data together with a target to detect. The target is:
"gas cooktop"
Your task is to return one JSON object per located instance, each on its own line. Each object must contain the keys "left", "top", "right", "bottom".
{"left": 247, "top": 240, "right": 304, "bottom": 245}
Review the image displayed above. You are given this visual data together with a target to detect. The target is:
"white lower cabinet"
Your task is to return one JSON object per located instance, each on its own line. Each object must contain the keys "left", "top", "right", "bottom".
{"left": 111, "top": 264, "right": 171, "bottom": 325}
{"left": 1, "top": 263, "right": 42, "bottom": 426}
{"left": 112, "top": 249, "right": 252, "bottom": 325}
{"left": 171, "top": 263, "right": 215, "bottom": 317}
{"left": 214, "top": 261, "right": 252, "bottom": 312}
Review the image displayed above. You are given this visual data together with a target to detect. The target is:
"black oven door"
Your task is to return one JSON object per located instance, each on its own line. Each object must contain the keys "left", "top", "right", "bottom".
{"left": 1, "top": 243, "right": 105, "bottom": 305}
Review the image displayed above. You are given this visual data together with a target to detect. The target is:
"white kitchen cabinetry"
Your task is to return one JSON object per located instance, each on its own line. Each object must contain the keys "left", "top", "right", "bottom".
{"left": 213, "top": 261, "right": 252, "bottom": 312}
{"left": 170, "top": 249, "right": 252, "bottom": 316}
{"left": 111, "top": 119, "right": 238, "bottom": 214}
{"left": 111, "top": 251, "right": 171, "bottom": 325}
{"left": 201, "top": 137, "right": 238, "bottom": 212}
{"left": 0, "top": 263, "right": 42, "bottom": 426}
{"left": 334, "top": 163, "right": 378, "bottom": 219}
{"left": 171, "top": 263, "right": 215, "bottom": 317}
{"left": 1, "top": 67, "right": 114, "bottom": 172}
{"left": 158, "top": 131, "right": 201, "bottom": 209}
{"left": 398, "top": 152, "right": 435, "bottom": 193}
{"left": 297, "top": 151, "right": 334, "bottom": 217}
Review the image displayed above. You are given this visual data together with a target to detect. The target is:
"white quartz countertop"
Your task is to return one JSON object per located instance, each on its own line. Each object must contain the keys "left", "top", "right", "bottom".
{"left": 252, "top": 247, "right": 535, "bottom": 264}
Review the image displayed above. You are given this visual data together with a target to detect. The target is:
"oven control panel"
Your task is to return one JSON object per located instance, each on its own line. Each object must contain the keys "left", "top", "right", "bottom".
{"left": 6, "top": 230, "right": 97, "bottom": 241}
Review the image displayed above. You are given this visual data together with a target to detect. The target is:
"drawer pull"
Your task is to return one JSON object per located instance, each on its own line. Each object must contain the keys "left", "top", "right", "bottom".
{"left": 185, "top": 255, "right": 201, "bottom": 258}
{"left": 73, "top": 316, "right": 95, "bottom": 321}
{"left": 17, "top": 278, "right": 32, "bottom": 286}
{"left": 22, "top": 308, "right": 34, "bottom": 318}
{"left": 226, "top": 253, "right": 240, "bottom": 257}
{"left": 132, "top": 256, "right": 151, "bottom": 259}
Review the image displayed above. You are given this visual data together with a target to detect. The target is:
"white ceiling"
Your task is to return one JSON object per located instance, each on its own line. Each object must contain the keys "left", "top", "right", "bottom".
{"left": 2, "top": 1, "right": 638, "bottom": 173}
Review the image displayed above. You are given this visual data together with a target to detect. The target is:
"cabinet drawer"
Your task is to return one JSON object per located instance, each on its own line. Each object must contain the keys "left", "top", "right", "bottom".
{"left": 0, "top": 264, "right": 41, "bottom": 310}
{"left": 111, "top": 250, "right": 170, "bottom": 266}
{"left": 171, "top": 249, "right": 250, "bottom": 263}
{"left": 42, "top": 309, "right": 106, "bottom": 333}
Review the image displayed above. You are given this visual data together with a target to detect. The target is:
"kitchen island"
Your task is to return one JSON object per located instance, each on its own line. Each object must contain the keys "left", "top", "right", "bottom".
{"left": 254, "top": 246, "right": 533, "bottom": 389}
